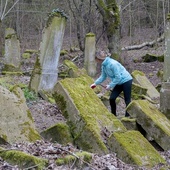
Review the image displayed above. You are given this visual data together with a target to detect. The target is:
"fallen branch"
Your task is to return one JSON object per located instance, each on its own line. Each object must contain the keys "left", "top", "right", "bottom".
{"left": 122, "top": 35, "right": 164, "bottom": 51}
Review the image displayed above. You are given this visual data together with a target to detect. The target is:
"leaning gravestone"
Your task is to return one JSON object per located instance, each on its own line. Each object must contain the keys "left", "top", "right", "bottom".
{"left": 29, "top": 9, "right": 67, "bottom": 92}
{"left": 4, "top": 28, "right": 21, "bottom": 69}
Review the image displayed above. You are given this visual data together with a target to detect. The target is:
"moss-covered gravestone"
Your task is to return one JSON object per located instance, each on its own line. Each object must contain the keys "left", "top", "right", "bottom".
{"left": 53, "top": 76, "right": 126, "bottom": 154}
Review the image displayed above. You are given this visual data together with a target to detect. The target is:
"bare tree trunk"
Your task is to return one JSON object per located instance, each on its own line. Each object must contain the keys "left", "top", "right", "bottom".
{"left": 94, "top": 0, "right": 121, "bottom": 61}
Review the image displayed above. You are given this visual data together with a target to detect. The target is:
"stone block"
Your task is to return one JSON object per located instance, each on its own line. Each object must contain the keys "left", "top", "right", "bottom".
{"left": 41, "top": 123, "right": 73, "bottom": 145}
{"left": 131, "top": 70, "right": 160, "bottom": 99}
{"left": 108, "top": 130, "right": 165, "bottom": 167}
{"left": 127, "top": 100, "right": 170, "bottom": 150}
{"left": 53, "top": 76, "right": 126, "bottom": 154}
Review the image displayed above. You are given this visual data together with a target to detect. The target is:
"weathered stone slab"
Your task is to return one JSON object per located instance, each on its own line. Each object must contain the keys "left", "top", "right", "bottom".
{"left": 4, "top": 28, "right": 21, "bottom": 68}
{"left": 41, "top": 123, "right": 73, "bottom": 145}
{"left": 84, "top": 33, "right": 97, "bottom": 77}
{"left": 108, "top": 130, "right": 165, "bottom": 167}
{"left": 53, "top": 76, "right": 127, "bottom": 154}
{"left": 131, "top": 70, "right": 160, "bottom": 99}
{"left": 127, "top": 100, "right": 170, "bottom": 150}
{"left": 30, "top": 10, "right": 67, "bottom": 92}
{"left": 0, "top": 85, "right": 41, "bottom": 144}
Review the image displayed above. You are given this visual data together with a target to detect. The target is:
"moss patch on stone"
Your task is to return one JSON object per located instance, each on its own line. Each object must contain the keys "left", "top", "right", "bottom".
{"left": 0, "top": 149, "right": 48, "bottom": 169}
{"left": 109, "top": 130, "right": 166, "bottom": 167}
{"left": 56, "top": 151, "right": 92, "bottom": 166}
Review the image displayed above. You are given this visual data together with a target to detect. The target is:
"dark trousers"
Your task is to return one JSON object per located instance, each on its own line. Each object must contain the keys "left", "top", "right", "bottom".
{"left": 109, "top": 79, "right": 133, "bottom": 117}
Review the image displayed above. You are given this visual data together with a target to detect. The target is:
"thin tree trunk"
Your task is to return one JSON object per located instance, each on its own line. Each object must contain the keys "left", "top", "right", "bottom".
{"left": 95, "top": 0, "right": 121, "bottom": 61}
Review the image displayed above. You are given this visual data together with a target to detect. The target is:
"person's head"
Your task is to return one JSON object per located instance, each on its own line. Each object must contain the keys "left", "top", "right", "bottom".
{"left": 95, "top": 51, "right": 107, "bottom": 63}
{"left": 95, "top": 51, "right": 110, "bottom": 63}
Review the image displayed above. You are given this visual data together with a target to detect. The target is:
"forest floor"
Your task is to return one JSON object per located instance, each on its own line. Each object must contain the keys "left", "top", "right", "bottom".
{"left": 1, "top": 29, "right": 170, "bottom": 170}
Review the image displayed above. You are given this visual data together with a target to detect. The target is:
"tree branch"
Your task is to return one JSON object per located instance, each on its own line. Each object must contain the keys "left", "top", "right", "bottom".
{"left": 122, "top": 34, "right": 164, "bottom": 51}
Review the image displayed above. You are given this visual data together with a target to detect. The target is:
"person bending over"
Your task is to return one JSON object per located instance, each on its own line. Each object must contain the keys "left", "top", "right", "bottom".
{"left": 90, "top": 51, "right": 133, "bottom": 117}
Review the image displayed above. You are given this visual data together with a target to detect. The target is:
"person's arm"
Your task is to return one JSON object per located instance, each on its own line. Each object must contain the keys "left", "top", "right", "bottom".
{"left": 95, "top": 66, "right": 107, "bottom": 85}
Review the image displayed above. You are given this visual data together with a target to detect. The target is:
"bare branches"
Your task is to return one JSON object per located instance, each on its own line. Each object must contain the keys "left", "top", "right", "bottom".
{"left": 0, "top": 0, "right": 20, "bottom": 21}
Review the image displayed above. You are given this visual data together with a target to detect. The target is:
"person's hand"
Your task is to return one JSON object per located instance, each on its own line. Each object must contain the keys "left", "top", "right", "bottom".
{"left": 90, "top": 83, "right": 96, "bottom": 89}
{"left": 105, "top": 85, "right": 110, "bottom": 90}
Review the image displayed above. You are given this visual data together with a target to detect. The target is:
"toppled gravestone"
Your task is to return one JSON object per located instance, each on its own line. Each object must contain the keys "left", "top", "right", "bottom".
{"left": 131, "top": 70, "right": 160, "bottom": 99}
{"left": 108, "top": 130, "right": 165, "bottom": 167}
{"left": 127, "top": 99, "right": 170, "bottom": 150}
{"left": 53, "top": 76, "right": 126, "bottom": 155}
{"left": 0, "top": 85, "right": 41, "bottom": 144}
{"left": 52, "top": 71, "right": 165, "bottom": 167}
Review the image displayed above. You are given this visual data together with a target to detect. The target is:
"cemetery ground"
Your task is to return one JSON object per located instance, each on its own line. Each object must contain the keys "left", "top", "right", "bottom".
{"left": 0, "top": 32, "right": 170, "bottom": 169}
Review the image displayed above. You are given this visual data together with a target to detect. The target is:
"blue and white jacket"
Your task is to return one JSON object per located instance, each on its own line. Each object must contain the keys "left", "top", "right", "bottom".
{"left": 95, "top": 57, "right": 133, "bottom": 89}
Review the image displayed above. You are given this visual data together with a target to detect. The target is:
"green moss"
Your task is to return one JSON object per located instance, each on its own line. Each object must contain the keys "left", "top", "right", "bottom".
{"left": 22, "top": 53, "right": 31, "bottom": 59}
{"left": 56, "top": 151, "right": 92, "bottom": 166}
{"left": 46, "top": 9, "right": 68, "bottom": 28}
{"left": 2, "top": 64, "right": 21, "bottom": 72}
{"left": 9, "top": 85, "right": 21, "bottom": 98}
{"left": 113, "top": 130, "right": 166, "bottom": 167}
{"left": 60, "top": 50, "right": 68, "bottom": 55}
{"left": 132, "top": 100, "right": 170, "bottom": 136}
{"left": 28, "top": 128, "right": 41, "bottom": 141}
{"left": 0, "top": 134, "right": 8, "bottom": 144}
{"left": 53, "top": 93, "right": 68, "bottom": 118}
{"left": 20, "top": 122, "right": 41, "bottom": 142}
{"left": 54, "top": 76, "right": 126, "bottom": 153}
{"left": 5, "top": 33, "right": 18, "bottom": 40}
{"left": 131, "top": 70, "right": 145, "bottom": 77}
{"left": 0, "top": 149, "right": 47, "bottom": 169}
{"left": 86, "top": 32, "right": 95, "bottom": 37}
{"left": 41, "top": 123, "right": 73, "bottom": 144}
{"left": 27, "top": 110, "right": 34, "bottom": 122}
{"left": 24, "top": 49, "right": 39, "bottom": 54}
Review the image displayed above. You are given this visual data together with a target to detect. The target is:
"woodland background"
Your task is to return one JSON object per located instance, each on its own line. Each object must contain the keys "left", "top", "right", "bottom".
{"left": 0, "top": 0, "right": 169, "bottom": 56}
{"left": 0, "top": 1, "right": 169, "bottom": 169}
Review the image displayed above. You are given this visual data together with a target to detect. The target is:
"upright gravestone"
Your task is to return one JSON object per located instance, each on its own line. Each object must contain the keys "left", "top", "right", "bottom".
{"left": 84, "top": 33, "right": 97, "bottom": 77}
{"left": 160, "top": 14, "right": 170, "bottom": 119}
{"left": 29, "top": 9, "right": 67, "bottom": 92}
{"left": 4, "top": 28, "right": 21, "bottom": 68}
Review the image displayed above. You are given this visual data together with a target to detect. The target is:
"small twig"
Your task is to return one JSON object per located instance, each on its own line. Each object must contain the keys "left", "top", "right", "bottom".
{"left": 23, "top": 163, "right": 40, "bottom": 170}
